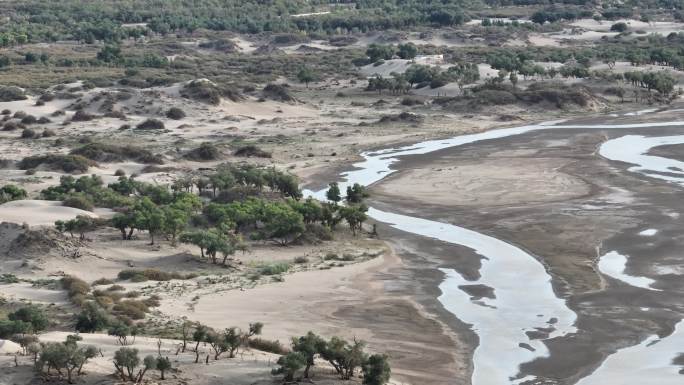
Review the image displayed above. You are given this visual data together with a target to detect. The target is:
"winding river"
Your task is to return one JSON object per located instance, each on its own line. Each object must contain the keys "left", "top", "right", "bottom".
{"left": 306, "top": 115, "right": 684, "bottom": 384}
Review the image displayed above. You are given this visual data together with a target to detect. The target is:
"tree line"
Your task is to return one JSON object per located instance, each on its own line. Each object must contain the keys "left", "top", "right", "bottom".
{"left": 2, "top": 304, "right": 391, "bottom": 384}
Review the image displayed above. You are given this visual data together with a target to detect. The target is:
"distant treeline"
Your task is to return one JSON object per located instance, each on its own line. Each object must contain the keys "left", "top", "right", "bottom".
{"left": 0, "top": 0, "right": 476, "bottom": 45}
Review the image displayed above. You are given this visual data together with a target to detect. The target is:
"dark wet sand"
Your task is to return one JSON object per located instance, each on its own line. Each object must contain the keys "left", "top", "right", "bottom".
{"left": 368, "top": 121, "right": 684, "bottom": 383}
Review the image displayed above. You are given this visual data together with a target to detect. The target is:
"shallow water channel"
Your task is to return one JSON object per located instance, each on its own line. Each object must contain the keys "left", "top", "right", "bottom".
{"left": 306, "top": 116, "right": 684, "bottom": 384}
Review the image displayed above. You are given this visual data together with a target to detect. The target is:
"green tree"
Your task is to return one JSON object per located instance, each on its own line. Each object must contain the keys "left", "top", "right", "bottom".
{"left": 75, "top": 302, "right": 110, "bottom": 333}
{"left": 363, "top": 354, "right": 391, "bottom": 385}
{"left": 396, "top": 43, "right": 417, "bottom": 60}
{"left": 346, "top": 183, "right": 369, "bottom": 204}
{"left": 326, "top": 182, "right": 341, "bottom": 205}
{"left": 272, "top": 351, "right": 307, "bottom": 381}
{"left": 297, "top": 67, "right": 318, "bottom": 88}
{"left": 156, "top": 356, "right": 172, "bottom": 380}
{"left": 0, "top": 184, "right": 27, "bottom": 203}
{"left": 97, "top": 44, "right": 122, "bottom": 63}
{"left": 8, "top": 305, "right": 48, "bottom": 333}
{"left": 108, "top": 322, "right": 136, "bottom": 346}
{"left": 292, "top": 331, "right": 325, "bottom": 378}
{"left": 111, "top": 349, "right": 131, "bottom": 380}
{"left": 193, "top": 324, "right": 208, "bottom": 363}
{"left": 366, "top": 44, "right": 394, "bottom": 63}
{"left": 132, "top": 197, "right": 165, "bottom": 245}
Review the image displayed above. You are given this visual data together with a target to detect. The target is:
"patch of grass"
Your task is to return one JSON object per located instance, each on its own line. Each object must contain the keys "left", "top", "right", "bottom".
{"left": 258, "top": 262, "right": 290, "bottom": 276}
{"left": 293, "top": 256, "right": 308, "bottom": 264}
{"left": 117, "top": 269, "right": 194, "bottom": 282}
{"left": 248, "top": 338, "right": 288, "bottom": 354}
{"left": 0, "top": 274, "right": 20, "bottom": 284}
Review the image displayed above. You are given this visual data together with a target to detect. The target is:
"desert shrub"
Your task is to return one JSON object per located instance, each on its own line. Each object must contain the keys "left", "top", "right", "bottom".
{"left": 2, "top": 121, "right": 17, "bottom": 131}
{"left": 70, "top": 143, "right": 163, "bottom": 164}
{"left": 92, "top": 278, "right": 114, "bottom": 286}
{"left": 0, "top": 86, "right": 27, "bottom": 102}
{"left": 107, "top": 284, "right": 125, "bottom": 291}
{"left": 262, "top": 84, "right": 295, "bottom": 102}
{"left": 180, "top": 79, "right": 241, "bottom": 105}
{"left": 166, "top": 107, "right": 186, "bottom": 120}
{"left": 18, "top": 154, "right": 95, "bottom": 173}
{"left": 37, "top": 117, "right": 51, "bottom": 124}
{"left": 234, "top": 145, "right": 271, "bottom": 158}
{"left": 401, "top": 97, "right": 424, "bottom": 106}
{"left": 8, "top": 305, "right": 49, "bottom": 333}
{"left": 185, "top": 142, "right": 220, "bottom": 161}
{"left": 136, "top": 118, "right": 165, "bottom": 130}
{"left": 63, "top": 195, "right": 95, "bottom": 211}
{"left": 71, "top": 110, "right": 94, "bottom": 122}
{"left": 117, "top": 269, "right": 190, "bottom": 282}
{"left": 39, "top": 93, "right": 55, "bottom": 102}
{"left": 293, "top": 256, "right": 308, "bottom": 264}
{"left": 142, "top": 295, "right": 161, "bottom": 308}
{"left": 272, "top": 33, "right": 309, "bottom": 45}
{"left": 104, "top": 110, "right": 127, "bottom": 119}
{"left": 41, "top": 129, "right": 56, "bottom": 137}
{"left": 1, "top": 109, "right": 10, "bottom": 115}
{"left": 248, "top": 338, "right": 288, "bottom": 354}
{"left": 114, "top": 169, "right": 126, "bottom": 176}
{"left": 20, "top": 115, "right": 37, "bottom": 124}
{"left": 61, "top": 275, "right": 91, "bottom": 298}
{"left": 113, "top": 300, "right": 148, "bottom": 320}
{"left": 198, "top": 38, "right": 238, "bottom": 52}
{"left": 259, "top": 262, "right": 290, "bottom": 276}
{"left": 13, "top": 111, "right": 26, "bottom": 119}
{"left": 21, "top": 128, "right": 36, "bottom": 139}
{"left": 377, "top": 112, "right": 424, "bottom": 124}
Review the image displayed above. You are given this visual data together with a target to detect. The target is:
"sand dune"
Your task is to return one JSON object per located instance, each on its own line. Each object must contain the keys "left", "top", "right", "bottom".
{"left": 0, "top": 200, "right": 99, "bottom": 226}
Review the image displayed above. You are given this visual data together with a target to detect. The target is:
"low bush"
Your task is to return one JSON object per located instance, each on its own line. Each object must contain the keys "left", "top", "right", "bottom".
{"left": 92, "top": 278, "right": 114, "bottom": 286}
{"left": 63, "top": 195, "right": 95, "bottom": 211}
{"left": 234, "top": 145, "right": 271, "bottom": 158}
{"left": 248, "top": 338, "right": 288, "bottom": 354}
{"left": 71, "top": 110, "right": 95, "bottom": 122}
{"left": 113, "top": 300, "right": 148, "bottom": 320}
{"left": 117, "top": 269, "right": 193, "bottom": 282}
{"left": 62, "top": 275, "right": 91, "bottom": 298}
{"left": 258, "top": 262, "right": 290, "bottom": 276}
{"left": 20, "top": 115, "right": 37, "bottom": 124}
{"left": 180, "top": 79, "right": 241, "bottom": 105}
{"left": 262, "top": 84, "right": 296, "bottom": 102}
{"left": 21, "top": 128, "right": 36, "bottom": 139}
{"left": 166, "top": 107, "right": 186, "bottom": 120}
{"left": 185, "top": 142, "right": 220, "bottom": 161}
{"left": 136, "top": 118, "right": 165, "bottom": 130}
{"left": 18, "top": 154, "right": 95, "bottom": 173}
{"left": 70, "top": 143, "right": 163, "bottom": 164}
{"left": 0, "top": 86, "right": 27, "bottom": 102}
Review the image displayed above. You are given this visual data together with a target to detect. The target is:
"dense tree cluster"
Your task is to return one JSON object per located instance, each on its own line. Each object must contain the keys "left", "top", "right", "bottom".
{"left": 272, "top": 331, "right": 390, "bottom": 384}
{"left": 366, "top": 62, "right": 479, "bottom": 93}
{"left": 0, "top": 0, "right": 471, "bottom": 46}
{"left": 43, "top": 164, "right": 369, "bottom": 258}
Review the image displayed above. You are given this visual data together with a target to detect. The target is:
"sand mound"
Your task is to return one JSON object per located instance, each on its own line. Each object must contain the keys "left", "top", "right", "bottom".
{"left": 0, "top": 200, "right": 98, "bottom": 227}
{"left": 0, "top": 340, "right": 21, "bottom": 354}
{"left": 5, "top": 225, "right": 83, "bottom": 260}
